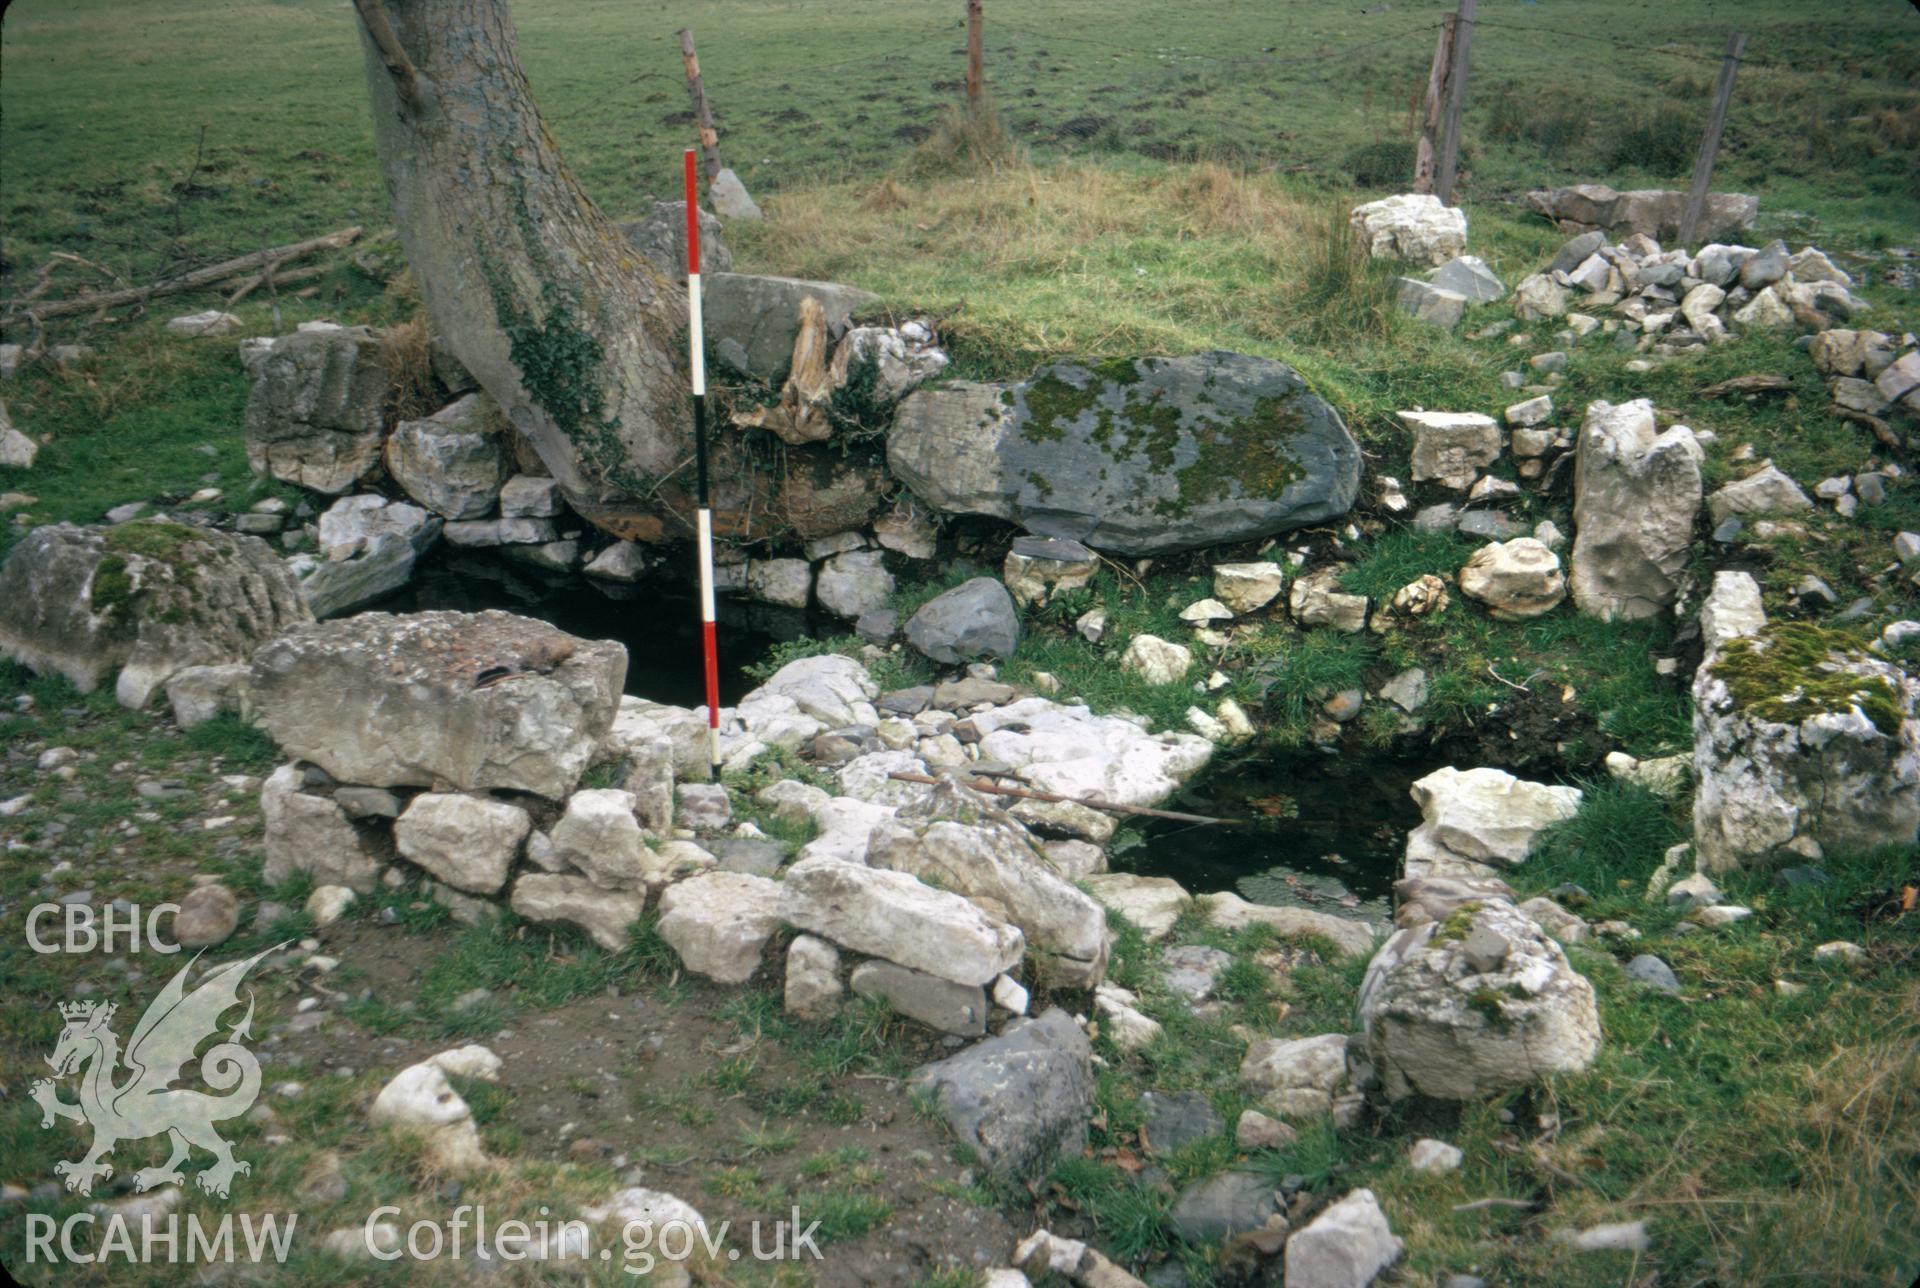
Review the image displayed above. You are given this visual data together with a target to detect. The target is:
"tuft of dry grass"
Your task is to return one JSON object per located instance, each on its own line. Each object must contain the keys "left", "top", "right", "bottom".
{"left": 860, "top": 178, "right": 909, "bottom": 213}
{"left": 906, "top": 100, "right": 1023, "bottom": 179}
{"left": 736, "top": 159, "right": 1399, "bottom": 378}
{"left": 378, "top": 312, "right": 440, "bottom": 424}
{"left": 1753, "top": 976, "right": 1920, "bottom": 1283}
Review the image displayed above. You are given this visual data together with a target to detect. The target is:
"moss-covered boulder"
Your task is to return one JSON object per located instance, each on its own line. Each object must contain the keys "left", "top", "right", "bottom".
{"left": 1357, "top": 898, "right": 1601, "bottom": 1101}
{"left": 1693, "top": 584, "right": 1920, "bottom": 873}
{"left": 888, "top": 352, "right": 1361, "bottom": 556}
{"left": 0, "top": 521, "right": 312, "bottom": 708}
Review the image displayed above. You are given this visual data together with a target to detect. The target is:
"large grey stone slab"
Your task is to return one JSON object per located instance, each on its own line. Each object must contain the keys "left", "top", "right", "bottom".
{"left": 889, "top": 352, "right": 1362, "bottom": 556}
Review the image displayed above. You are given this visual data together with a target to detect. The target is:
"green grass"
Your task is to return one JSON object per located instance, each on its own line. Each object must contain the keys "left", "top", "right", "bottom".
{"left": 1528, "top": 778, "right": 1691, "bottom": 899}
{"left": 1072, "top": 789, "right": 1919, "bottom": 1285}
{"left": 333, "top": 914, "right": 668, "bottom": 1039}
{"left": 2, "top": 0, "right": 1912, "bottom": 291}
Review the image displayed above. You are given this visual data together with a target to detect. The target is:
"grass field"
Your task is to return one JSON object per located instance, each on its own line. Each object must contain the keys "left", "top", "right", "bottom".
{"left": 2, "top": 0, "right": 1918, "bottom": 296}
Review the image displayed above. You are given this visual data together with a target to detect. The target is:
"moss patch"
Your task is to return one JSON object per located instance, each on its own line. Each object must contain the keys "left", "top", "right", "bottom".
{"left": 1431, "top": 901, "right": 1484, "bottom": 944}
{"left": 1714, "top": 623, "right": 1905, "bottom": 736}
{"left": 1018, "top": 364, "right": 1112, "bottom": 444}
{"left": 88, "top": 554, "right": 135, "bottom": 619}
{"left": 86, "top": 522, "right": 228, "bottom": 627}
{"left": 102, "top": 520, "right": 201, "bottom": 562}
{"left": 1164, "top": 392, "right": 1308, "bottom": 515}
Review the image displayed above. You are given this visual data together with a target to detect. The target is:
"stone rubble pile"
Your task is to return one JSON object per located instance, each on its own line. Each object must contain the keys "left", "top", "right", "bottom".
{"left": 225, "top": 269, "right": 950, "bottom": 620}
{"left": 245, "top": 612, "right": 1239, "bottom": 1048}
{"left": 1510, "top": 231, "right": 1872, "bottom": 355}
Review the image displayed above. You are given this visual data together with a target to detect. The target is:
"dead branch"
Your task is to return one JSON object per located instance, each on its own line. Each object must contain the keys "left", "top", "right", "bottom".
{"left": 1452, "top": 1197, "right": 1538, "bottom": 1213}
{"left": 1698, "top": 374, "right": 1794, "bottom": 399}
{"left": 886, "top": 771, "right": 1237, "bottom": 826}
{"left": 224, "top": 260, "right": 323, "bottom": 307}
{"left": 0, "top": 227, "right": 362, "bottom": 328}
{"left": 1831, "top": 404, "right": 1905, "bottom": 454}
{"left": 352, "top": 0, "right": 423, "bottom": 110}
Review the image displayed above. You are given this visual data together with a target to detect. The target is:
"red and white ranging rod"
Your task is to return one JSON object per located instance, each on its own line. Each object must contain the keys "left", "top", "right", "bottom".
{"left": 683, "top": 148, "right": 722, "bottom": 781}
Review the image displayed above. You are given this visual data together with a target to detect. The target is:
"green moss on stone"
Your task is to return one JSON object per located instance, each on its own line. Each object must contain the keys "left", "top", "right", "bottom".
{"left": 1013, "top": 359, "right": 1313, "bottom": 519}
{"left": 1467, "top": 986, "right": 1508, "bottom": 1024}
{"left": 1019, "top": 368, "right": 1104, "bottom": 444}
{"left": 89, "top": 522, "right": 223, "bottom": 624}
{"left": 103, "top": 521, "right": 200, "bottom": 561}
{"left": 1159, "top": 393, "right": 1308, "bottom": 518}
{"left": 1715, "top": 623, "right": 1905, "bottom": 735}
{"left": 1432, "top": 901, "right": 1483, "bottom": 943}
{"left": 90, "top": 554, "right": 134, "bottom": 618}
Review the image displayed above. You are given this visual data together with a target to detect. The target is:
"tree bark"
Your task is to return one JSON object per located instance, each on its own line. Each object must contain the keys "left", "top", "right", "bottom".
{"left": 355, "top": 0, "right": 768, "bottom": 540}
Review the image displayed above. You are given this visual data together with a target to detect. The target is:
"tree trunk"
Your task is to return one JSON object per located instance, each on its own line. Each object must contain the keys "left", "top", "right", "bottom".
{"left": 355, "top": 0, "right": 768, "bottom": 541}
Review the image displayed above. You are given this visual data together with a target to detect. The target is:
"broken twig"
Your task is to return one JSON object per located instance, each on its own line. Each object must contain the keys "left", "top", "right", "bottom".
{"left": 0, "top": 227, "right": 362, "bottom": 328}
{"left": 1452, "top": 1197, "right": 1537, "bottom": 1213}
{"left": 886, "top": 770, "right": 1237, "bottom": 826}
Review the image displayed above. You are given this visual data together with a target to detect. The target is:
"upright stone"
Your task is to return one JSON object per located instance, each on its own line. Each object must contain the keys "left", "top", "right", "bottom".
{"left": 243, "top": 326, "right": 390, "bottom": 494}
{"left": 656, "top": 871, "right": 783, "bottom": 983}
{"left": 1002, "top": 536, "right": 1097, "bottom": 608}
{"left": 1692, "top": 594, "right": 1920, "bottom": 873}
{"left": 904, "top": 577, "right": 1020, "bottom": 664}
{"left": 1284, "top": 1189, "right": 1403, "bottom": 1288}
{"left": 908, "top": 1008, "right": 1094, "bottom": 1183}
{"left": 260, "top": 764, "right": 382, "bottom": 892}
{"left": 702, "top": 274, "right": 877, "bottom": 380}
{"left": 393, "top": 793, "right": 531, "bottom": 894}
{"left": 1570, "top": 399, "right": 1703, "bottom": 620}
{"left": 1402, "top": 411, "right": 1502, "bottom": 491}
{"left": 385, "top": 393, "right": 508, "bottom": 519}
{"left": 1357, "top": 900, "right": 1601, "bottom": 1100}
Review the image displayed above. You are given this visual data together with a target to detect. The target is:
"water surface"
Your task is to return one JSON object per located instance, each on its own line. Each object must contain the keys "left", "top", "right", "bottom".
{"left": 371, "top": 552, "right": 798, "bottom": 706}
{"left": 1131, "top": 749, "right": 1437, "bottom": 919}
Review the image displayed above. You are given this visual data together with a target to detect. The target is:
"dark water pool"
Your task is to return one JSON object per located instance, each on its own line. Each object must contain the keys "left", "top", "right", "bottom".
{"left": 1129, "top": 750, "right": 1439, "bottom": 921}
{"left": 369, "top": 553, "right": 800, "bottom": 707}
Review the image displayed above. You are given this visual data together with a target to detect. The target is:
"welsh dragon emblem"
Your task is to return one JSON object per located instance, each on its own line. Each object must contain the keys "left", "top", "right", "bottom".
{"left": 31, "top": 944, "right": 282, "bottom": 1198}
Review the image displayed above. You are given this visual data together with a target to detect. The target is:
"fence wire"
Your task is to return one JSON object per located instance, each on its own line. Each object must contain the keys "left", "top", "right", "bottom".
{"left": 538, "top": 2, "right": 1919, "bottom": 206}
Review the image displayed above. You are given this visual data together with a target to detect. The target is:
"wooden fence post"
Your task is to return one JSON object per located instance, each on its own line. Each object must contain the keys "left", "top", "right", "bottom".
{"left": 1433, "top": 0, "right": 1476, "bottom": 206}
{"left": 966, "top": 0, "right": 984, "bottom": 110}
{"left": 677, "top": 27, "right": 724, "bottom": 187}
{"left": 1677, "top": 32, "right": 1746, "bottom": 246}
{"left": 1413, "top": 14, "right": 1456, "bottom": 194}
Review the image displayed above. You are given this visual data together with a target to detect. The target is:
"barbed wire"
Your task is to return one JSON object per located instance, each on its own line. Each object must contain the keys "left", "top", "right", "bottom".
{"left": 544, "top": 8, "right": 1915, "bottom": 181}
{"left": 1466, "top": 17, "right": 1913, "bottom": 81}
{"left": 994, "top": 19, "right": 1444, "bottom": 68}
{"left": 546, "top": 69, "right": 676, "bottom": 125}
